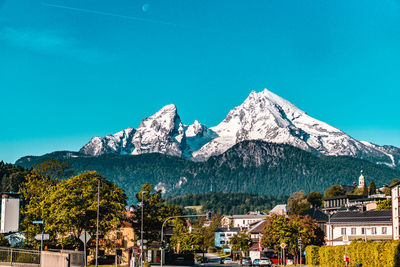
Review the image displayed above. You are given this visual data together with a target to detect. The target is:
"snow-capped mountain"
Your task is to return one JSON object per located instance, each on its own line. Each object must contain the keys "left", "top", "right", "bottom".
{"left": 79, "top": 89, "right": 400, "bottom": 168}
{"left": 80, "top": 127, "right": 136, "bottom": 156}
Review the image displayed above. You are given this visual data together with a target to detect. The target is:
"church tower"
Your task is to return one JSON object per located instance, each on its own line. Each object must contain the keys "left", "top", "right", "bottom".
{"left": 358, "top": 170, "right": 365, "bottom": 188}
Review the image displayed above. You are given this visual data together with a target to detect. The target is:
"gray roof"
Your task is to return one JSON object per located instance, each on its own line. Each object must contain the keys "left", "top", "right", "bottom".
{"left": 330, "top": 210, "right": 392, "bottom": 225}
{"left": 215, "top": 227, "right": 242, "bottom": 232}
{"left": 226, "top": 215, "right": 266, "bottom": 219}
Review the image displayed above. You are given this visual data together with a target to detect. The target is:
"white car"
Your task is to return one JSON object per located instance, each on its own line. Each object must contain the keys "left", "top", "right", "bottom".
{"left": 259, "top": 258, "right": 272, "bottom": 266}
{"left": 222, "top": 257, "right": 234, "bottom": 264}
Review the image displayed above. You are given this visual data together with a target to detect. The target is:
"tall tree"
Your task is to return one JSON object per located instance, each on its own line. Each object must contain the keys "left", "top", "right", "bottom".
{"left": 44, "top": 171, "right": 127, "bottom": 248}
{"left": 324, "top": 185, "right": 345, "bottom": 198}
{"left": 132, "top": 183, "right": 183, "bottom": 244}
{"left": 368, "top": 181, "right": 376, "bottom": 196}
{"left": 170, "top": 219, "right": 202, "bottom": 253}
{"left": 229, "top": 232, "right": 251, "bottom": 255}
{"left": 19, "top": 160, "right": 69, "bottom": 248}
{"left": 287, "top": 191, "right": 310, "bottom": 215}
{"left": 260, "top": 214, "right": 324, "bottom": 261}
{"left": 307, "top": 191, "right": 323, "bottom": 208}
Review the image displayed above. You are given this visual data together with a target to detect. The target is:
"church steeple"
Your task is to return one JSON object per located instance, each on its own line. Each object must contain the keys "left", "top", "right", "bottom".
{"left": 358, "top": 170, "right": 365, "bottom": 188}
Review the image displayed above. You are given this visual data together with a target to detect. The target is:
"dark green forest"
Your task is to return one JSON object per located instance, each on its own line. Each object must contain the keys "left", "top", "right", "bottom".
{"left": 166, "top": 192, "right": 288, "bottom": 215}
{"left": 0, "top": 161, "right": 27, "bottom": 193}
{"left": 16, "top": 141, "right": 400, "bottom": 204}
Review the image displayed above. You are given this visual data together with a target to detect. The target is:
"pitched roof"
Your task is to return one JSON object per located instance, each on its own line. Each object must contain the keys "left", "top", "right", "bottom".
{"left": 248, "top": 220, "right": 267, "bottom": 234}
{"left": 330, "top": 210, "right": 392, "bottom": 225}
{"left": 301, "top": 208, "right": 328, "bottom": 222}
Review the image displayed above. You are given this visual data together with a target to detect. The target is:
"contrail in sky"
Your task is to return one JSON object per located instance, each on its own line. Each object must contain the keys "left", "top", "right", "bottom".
{"left": 41, "top": 2, "right": 180, "bottom": 27}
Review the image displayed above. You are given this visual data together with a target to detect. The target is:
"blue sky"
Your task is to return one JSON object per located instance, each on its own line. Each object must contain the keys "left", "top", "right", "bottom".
{"left": 1, "top": 0, "right": 399, "bottom": 163}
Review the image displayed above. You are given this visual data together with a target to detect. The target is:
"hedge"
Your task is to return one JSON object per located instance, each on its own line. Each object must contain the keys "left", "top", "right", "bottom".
{"left": 305, "top": 240, "right": 400, "bottom": 267}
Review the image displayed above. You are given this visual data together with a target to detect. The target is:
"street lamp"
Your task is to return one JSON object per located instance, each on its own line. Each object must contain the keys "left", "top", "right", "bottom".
{"left": 140, "top": 191, "right": 148, "bottom": 267}
{"left": 160, "top": 213, "right": 209, "bottom": 267}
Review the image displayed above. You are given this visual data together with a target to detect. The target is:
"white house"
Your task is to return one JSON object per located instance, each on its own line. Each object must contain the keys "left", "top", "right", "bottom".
{"left": 221, "top": 214, "right": 266, "bottom": 228}
{"left": 326, "top": 210, "right": 392, "bottom": 246}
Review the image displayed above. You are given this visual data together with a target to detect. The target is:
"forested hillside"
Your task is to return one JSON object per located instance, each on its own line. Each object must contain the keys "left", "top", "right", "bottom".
{"left": 166, "top": 192, "right": 288, "bottom": 215}
{"left": 16, "top": 141, "right": 400, "bottom": 204}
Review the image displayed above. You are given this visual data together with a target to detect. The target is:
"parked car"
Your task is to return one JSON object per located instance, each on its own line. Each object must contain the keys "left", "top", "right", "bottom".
{"left": 220, "top": 257, "right": 233, "bottom": 264}
{"left": 240, "top": 257, "right": 252, "bottom": 266}
{"left": 89, "top": 255, "right": 115, "bottom": 265}
{"left": 258, "top": 258, "right": 272, "bottom": 267}
{"left": 201, "top": 257, "right": 208, "bottom": 263}
{"left": 252, "top": 259, "right": 260, "bottom": 265}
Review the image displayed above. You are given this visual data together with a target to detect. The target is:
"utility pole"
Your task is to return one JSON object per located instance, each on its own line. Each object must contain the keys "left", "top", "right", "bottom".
{"left": 141, "top": 191, "right": 148, "bottom": 267}
{"left": 95, "top": 178, "right": 100, "bottom": 267}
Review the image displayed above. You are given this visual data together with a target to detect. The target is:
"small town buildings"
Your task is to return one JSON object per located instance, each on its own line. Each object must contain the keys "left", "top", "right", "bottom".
{"left": 221, "top": 214, "right": 266, "bottom": 228}
{"left": 214, "top": 227, "right": 241, "bottom": 248}
{"left": 326, "top": 210, "right": 392, "bottom": 246}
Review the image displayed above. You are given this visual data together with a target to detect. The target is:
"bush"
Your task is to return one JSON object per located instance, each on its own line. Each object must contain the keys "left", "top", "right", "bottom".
{"left": 309, "top": 240, "right": 400, "bottom": 267}
{"left": 305, "top": 245, "right": 320, "bottom": 266}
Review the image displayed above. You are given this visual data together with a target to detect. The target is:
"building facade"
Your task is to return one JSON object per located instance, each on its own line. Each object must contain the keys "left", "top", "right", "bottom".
{"left": 221, "top": 215, "right": 266, "bottom": 228}
{"left": 326, "top": 210, "right": 392, "bottom": 246}
{"left": 214, "top": 227, "right": 241, "bottom": 248}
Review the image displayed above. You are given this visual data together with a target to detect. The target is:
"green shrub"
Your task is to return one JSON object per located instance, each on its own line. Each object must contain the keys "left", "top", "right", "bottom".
{"left": 305, "top": 245, "right": 320, "bottom": 266}
{"left": 309, "top": 240, "right": 400, "bottom": 267}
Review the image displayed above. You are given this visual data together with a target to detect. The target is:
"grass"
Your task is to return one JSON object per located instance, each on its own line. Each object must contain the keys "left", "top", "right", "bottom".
{"left": 184, "top": 205, "right": 202, "bottom": 212}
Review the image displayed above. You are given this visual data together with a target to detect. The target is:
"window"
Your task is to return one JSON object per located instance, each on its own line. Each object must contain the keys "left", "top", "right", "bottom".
{"left": 372, "top": 227, "right": 377, "bottom": 235}
{"left": 220, "top": 241, "right": 225, "bottom": 244}
{"left": 243, "top": 220, "right": 246, "bottom": 224}
{"left": 351, "top": 228, "right": 356, "bottom": 235}
{"left": 361, "top": 228, "right": 365, "bottom": 234}
{"left": 382, "top": 227, "right": 387, "bottom": 235}
{"left": 220, "top": 233, "right": 225, "bottom": 237}
{"left": 341, "top": 228, "right": 346, "bottom": 235}
{"left": 227, "top": 233, "right": 232, "bottom": 237}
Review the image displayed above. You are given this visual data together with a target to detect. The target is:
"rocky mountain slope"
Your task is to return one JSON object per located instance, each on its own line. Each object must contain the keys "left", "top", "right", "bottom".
{"left": 78, "top": 89, "right": 400, "bottom": 169}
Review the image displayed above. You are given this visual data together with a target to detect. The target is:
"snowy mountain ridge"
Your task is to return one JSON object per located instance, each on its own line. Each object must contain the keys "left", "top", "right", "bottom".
{"left": 79, "top": 89, "right": 400, "bottom": 168}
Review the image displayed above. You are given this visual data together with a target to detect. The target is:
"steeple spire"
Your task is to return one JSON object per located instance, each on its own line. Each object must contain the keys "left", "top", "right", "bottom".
{"left": 358, "top": 170, "right": 365, "bottom": 188}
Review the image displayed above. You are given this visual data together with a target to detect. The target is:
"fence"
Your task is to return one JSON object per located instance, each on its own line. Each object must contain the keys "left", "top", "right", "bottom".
{"left": 0, "top": 247, "right": 40, "bottom": 266}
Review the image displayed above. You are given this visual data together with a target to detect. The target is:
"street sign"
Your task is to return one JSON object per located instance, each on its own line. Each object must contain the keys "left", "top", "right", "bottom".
{"left": 80, "top": 232, "right": 91, "bottom": 244}
{"left": 35, "top": 234, "right": 49, "bottom": 240}
{"left": 32, "top": 221, "right": 43, "bottom": 224}
{"left": 280, "top": 242, "right": 286, "bottom": 249}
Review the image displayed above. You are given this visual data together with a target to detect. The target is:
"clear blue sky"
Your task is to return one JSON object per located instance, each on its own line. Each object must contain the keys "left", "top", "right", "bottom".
{"left": 1, "top": 0, "right": 399, "bottom": 164}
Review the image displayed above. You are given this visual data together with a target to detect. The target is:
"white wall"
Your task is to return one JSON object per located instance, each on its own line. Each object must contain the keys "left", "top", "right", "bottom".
{"left": 329, "top": 224, "right": 392, "bottom": 246}
{"left": 233, "top": 218, "right": 263, "bottom": 228}
{"left": 1, "top": 198, "right": 20, "bottom": 233}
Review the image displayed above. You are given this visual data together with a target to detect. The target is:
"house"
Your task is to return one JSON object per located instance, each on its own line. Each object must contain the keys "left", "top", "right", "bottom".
{"left": 269, "top": 204, "right": 287, "bottom": 216}
{"left": 94, "top": 210, "right": 136, "bottom": 265}
{"left": 214, "top": 227, "right": 241, "bottom": 248}
{"left": 221, "top": 214, "right": 266, "bottom": 228}
{"left": 326, "top": 210, "right": 392, "bottom": 246}
{"left": 247, "top": 220, "right": 267, "bottom": 260}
